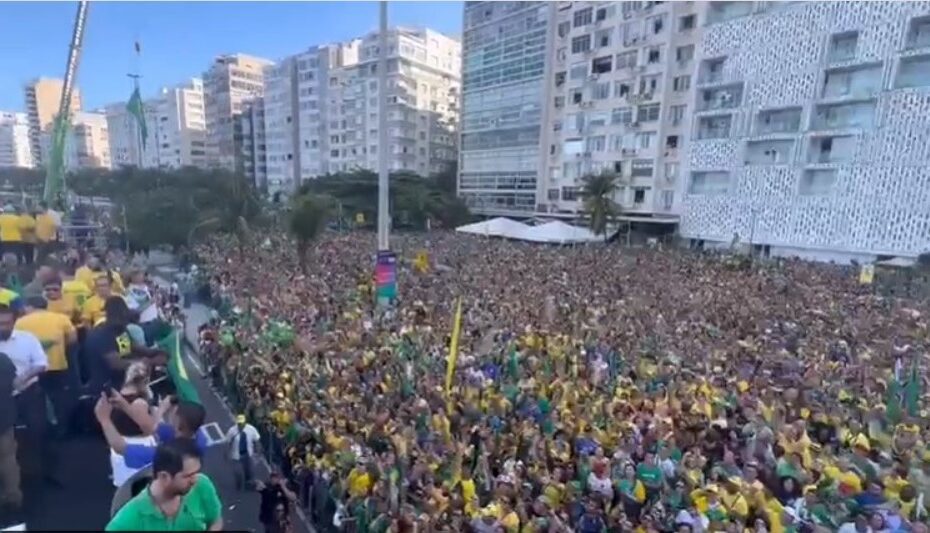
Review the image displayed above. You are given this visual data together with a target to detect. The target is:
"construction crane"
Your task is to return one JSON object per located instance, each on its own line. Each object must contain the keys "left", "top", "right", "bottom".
{"left": 43, "top": 0, "right": 89, "bottom": 210}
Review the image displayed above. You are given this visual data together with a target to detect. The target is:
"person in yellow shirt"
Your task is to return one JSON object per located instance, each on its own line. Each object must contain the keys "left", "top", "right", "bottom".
{"left": 35, "top": 204, "right": 60, "bottom": 263}
{"left": 0, "top": 206, "right": 23, "bottom": 262}
{"left": 15, "top": 296, "right": 77, "bottom": 436}
{"left": 60, "top": 275, "right": 92, "bottom": 323}
{"left": 82, "top": 276, "right": 114, "bottom": 328}
{"left": 76, "top": 255, "right": 125, "bottom": 295}
{"left": 18, "top": 210, "right": 36, "bottom": 266}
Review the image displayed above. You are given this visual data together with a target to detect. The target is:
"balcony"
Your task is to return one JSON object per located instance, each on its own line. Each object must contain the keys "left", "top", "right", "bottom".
{"left": 698, "top": 58, "right": 726, "bottom": 85}
{"left": 810, "top": 100, "right": 876, "bottom": 131}
{"left": 744, "top": 139, "right": 794, "bottom": 165}
{"left": 706, "top": 2, "right": 753, "bottom": 25}
{"left": 696, "top": 114, "right": 732, "bottom": 140}
{"left": 698, "top": 83, "right": 743, "bottom": 111}
{"left": 826, "top": 31, "right": 858, "bottom": 63}
{"left": 754, "top": 107, "right": 802, "bottom": 135}
{"left": 821, "top": 63, "right": 882, "bottom": 99}
{"left": 906, "top": 15, "right": 930, "bottom": 50}
{"left": 807, "top": 135, "right": 855, "bottom": 164}
{"left": 689, "top": 171, "right": 730, "bottom": 195}
{"left": 895, "top": 54, "right": 930, "bottom": 89}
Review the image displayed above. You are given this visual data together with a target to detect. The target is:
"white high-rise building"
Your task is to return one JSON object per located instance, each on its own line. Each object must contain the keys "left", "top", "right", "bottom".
{"left": 262, "top": 27, "right": 461, "bottom": 195}
{"left": 237, "top": 98, "right": 268, "bottom": 191}
{"left": 106, "top": 79, "right": 207, "bottom": 170}
{"left": 57, "top": 111, "right": 110, "bottom": 170}
{"left": 681, "top": 1, "right": 930, "bottom": 262}
{"left": 459, "top": 2, "right": 551, "bottom": 215}
{"left": 542, "top": 1, "right": 704, "bottom": 221}
{"left": 203, "top": 54, "right": 273, "bottom": 172}
{"left": 0, "top": 112, "right": 34, "bottom": 168}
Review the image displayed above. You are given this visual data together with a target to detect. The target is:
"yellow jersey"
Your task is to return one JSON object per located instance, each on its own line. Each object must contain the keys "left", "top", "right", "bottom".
{"left": 75, "top": 266, "right": 125, "bottom": 295}
{"left": 35, "top": 212, "right": 58, "bottom": 242}
{"left": 81, "top": 294, "right": 107, "bottom": 328}
{"left": 18, "top": 215, "right": 36, "bottom": 244}
{"left": 15, "top": 310, "right": 75, "bottom": 371}
{"left": 0, "top": 213, "right": 22, "bottom": 242}
{"left": 47, "top": 296, "right": 81, "bottom": 324}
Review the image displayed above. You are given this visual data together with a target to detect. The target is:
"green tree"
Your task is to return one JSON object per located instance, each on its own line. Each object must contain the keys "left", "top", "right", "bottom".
{"left": 581, "top": 170, "right": 623, "bottom": 240}
{"left": 288, "top": 193, "right": 332, "bottom": 272}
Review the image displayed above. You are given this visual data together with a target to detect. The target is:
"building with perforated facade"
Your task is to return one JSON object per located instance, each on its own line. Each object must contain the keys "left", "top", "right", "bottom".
{"left": 681, "top": 1, "right": 930, "bottom": 262}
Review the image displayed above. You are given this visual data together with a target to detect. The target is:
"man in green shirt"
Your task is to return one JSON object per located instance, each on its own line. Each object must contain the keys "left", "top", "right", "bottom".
{"left": 107, "top": 439, "right": 223, "bottom": 531}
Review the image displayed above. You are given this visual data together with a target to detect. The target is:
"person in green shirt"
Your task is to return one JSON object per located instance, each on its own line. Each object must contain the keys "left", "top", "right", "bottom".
{"left": 107, "top": 439, "right": 223, "bottom": 531}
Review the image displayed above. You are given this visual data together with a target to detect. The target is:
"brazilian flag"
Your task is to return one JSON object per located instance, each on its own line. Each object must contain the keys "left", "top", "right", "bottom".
{"left": 156, "top": 329, "right": 200, "bottom": 404}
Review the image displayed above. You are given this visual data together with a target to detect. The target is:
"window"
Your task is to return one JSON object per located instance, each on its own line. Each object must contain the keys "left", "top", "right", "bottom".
{"left": 548, "top": 188, "right": 560, "bottom": 201}
{"left": 554, "top": 96, "right": 565, "bottom": 108}
{"left": 895, "top": 54, "right": 930, "bottom": 89}
{"left": 906, "top": 15, "right": 930, "bottom": 50}
{"left": 596, "top": 7, "right": 608, "bottom": 21}
{"left": 639, "top": 75, "right": 660, "bottom": 95}
{"left": 800, "top": 169, "right": 837, "bottom": 196}
{"left": 828, "top": 31, "right": 858, "bottom": 62}
{"left": 572, "top": 35, "right": 592, "bottom": 54}
{"left": 586, "top": 135, "right": 606, "bottom": 152}
{"left": 570, "top": 89, "right": 583, "bottom": 104}
{"left": 673, "top": 75, "right": 691, "bottom": 92}
{"left": 592, "top": 56, "right": 613, "bottom": 74}
{"left": 573, "top": 7, "right": 593, "bottom": 27}
{"left": 676, "top": 45, "right": 695, "bottom": 63}
{"left": 570, "top": 62, "right": 588, "bottom": 80}
{"left": 616, "top": 51, "right": 638, "bottom": 69}
{"left": 631, "top": 160, "right": 653, "bottom": 177}
{"left": 649, "top": 14, "right": 665, "bottom": 34}
{"left": 664, "top": 162, "right": 679, "bottom": 179}
{"left": 555, "top": 71, "right": 566, "bottom": 86}
{"left": 666, "top": 135, "right": 679, "bottom": 149}
{"left": 689, "top": 171, "right": 730, "bottom": 194}
{"left": 661, "top": 190, "right": 674, "bottom": 210}
{"left": 557, "top": 21, "right": 571, "bottom": 38}
{"left": 679, "top": 14, "right": 696, "bottom": 31}
{"left": 669, "top": 104, "right": 686, "bottom": 125}
{"left": 633, "top": 188, "right": 647, "bottom": 204}
{"left": 596, "top": 29, "right": 612, "bottom": 48}
{"left": 562, "top": 186, "right": 580, "bottom": 201}
{"left": 612, "top": 107, "right": 633, "bottom": 125}
{"left": 593, "top": 82, "right": 611, "bottom": 100}
{"left": 636, "top": 132, "right": 655, "bottom": 149}
{"left": 647, "top": 47, "right": 662, "bottom": 64}
{"left": 614, "top": 81, "right": 632, "bottom": 98}
{"left": 637, "top": 104, "right": 661, "bottom": 122}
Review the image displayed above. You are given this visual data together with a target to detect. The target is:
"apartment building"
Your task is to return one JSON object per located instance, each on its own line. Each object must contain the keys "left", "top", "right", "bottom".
{"left": 203, "top": 54, "right": 273, "bottom": 171}
{"left": 0, "top": 112, "right": 34, "bottom": 168}
{"left": 59, "top": 111, "right": 110, "bottom": 170}
{"left": 237, "top": 98, "right": 268, "bottom": 191}
{"left": 681, "top": 1, "right": 930, "bottom": 262}
{"left": 459, "top": 1, "right": 551, "bottom": 215}
{"left": 107, "top": 79, "right": 207, "bottom": 169}
{"left": 263, "top": 27, "right": 460, "bottom": 195}
{"left": 543, "top": 0, "right": 704, "bottom": 219}
{"left": 23, "top": 78, "right": 82, "bottom": 166}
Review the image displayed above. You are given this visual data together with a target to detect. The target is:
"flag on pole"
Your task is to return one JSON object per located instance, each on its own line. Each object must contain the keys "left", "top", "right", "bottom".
{"left": 134, "top": 40, "right": 141, "bottom": 54}
{"left": 127, "top": 87, "right": 148, "bottom": 148}
{"left": 904, "top": 358, "right": 921, "bottom": 418}
{"left": 444, "top": 297, "right": 463, "bottom": 407}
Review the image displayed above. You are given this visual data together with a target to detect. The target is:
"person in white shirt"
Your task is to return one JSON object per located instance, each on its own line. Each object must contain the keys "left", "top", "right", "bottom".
{"left": 224, "top": 414, "right": 261, "bottom": 490}
{"left": 0, "top": 305, "right": 48, "bottom": 481}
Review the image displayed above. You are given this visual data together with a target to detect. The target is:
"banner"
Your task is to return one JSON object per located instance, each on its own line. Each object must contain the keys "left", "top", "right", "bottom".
{"left": 859, "top": 264, "right": 875, "bottom": 284}
{"left": 157, "top": 329, "right": 200, "bottom": 404}
{"left": 375, "top": 250, "right": 397, "bottom": 304}
{"left": 444, "top": 297, "right": 463, "bottom": 407}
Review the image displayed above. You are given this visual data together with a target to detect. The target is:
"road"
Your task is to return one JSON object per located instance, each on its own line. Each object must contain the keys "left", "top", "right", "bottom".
{"left": 16, "top": 301, "right": 307, "bottom": 532}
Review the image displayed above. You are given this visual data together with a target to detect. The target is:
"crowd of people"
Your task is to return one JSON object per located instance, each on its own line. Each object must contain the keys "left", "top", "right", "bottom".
{"left": 193, "top": 231, "right": 929, "bottom": 533}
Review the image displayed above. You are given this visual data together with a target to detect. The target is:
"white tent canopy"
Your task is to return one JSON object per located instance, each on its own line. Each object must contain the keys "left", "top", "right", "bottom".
{"left": 519, "top": 220, "right": 601, "bottom": 243}
{"left": 456, "top": 217, "right": 599, "bottom": 244}
{"left": 456, "top": 217, "right": 531, "bottom": 239}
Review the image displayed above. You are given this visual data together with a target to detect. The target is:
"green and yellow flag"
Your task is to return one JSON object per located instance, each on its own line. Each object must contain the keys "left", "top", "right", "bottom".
{"left": 444, "top": 297, "right": 463, "bottom": 408}
{"left": 156, "top": 329, "right": 200, "bottom": 404}
{"left": 127, "top": 87, "right": 148, "bottom": 149}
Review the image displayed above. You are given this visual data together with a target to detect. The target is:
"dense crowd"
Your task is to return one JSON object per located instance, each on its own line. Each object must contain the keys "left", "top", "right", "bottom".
{"left": 194, "top": 231, "right": 930, "bottom": 533}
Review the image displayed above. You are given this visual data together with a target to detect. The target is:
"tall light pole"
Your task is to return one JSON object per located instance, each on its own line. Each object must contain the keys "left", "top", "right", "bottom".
{"left": 374, "top": 0, "right": 396, "bottom": 307}
{"left": 377, "top": 1, "right": 390, "bottom": 251}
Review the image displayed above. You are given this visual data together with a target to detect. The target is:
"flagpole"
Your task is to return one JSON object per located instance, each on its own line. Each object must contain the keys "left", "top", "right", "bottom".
{"left": 129, "top": 39, "right": 143, "bottom": 167}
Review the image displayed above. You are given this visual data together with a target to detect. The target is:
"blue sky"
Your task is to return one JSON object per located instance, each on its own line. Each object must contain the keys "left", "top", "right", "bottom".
{"left": 0, "top": 1, "right": 463, "bottom": 111}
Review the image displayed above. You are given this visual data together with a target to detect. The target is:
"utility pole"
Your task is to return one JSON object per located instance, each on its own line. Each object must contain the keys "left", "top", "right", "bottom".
{"left": 374, "top": 0, "right": 396, "bottom": 307}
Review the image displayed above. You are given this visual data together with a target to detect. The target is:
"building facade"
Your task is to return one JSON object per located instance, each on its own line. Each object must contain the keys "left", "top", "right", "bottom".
{"left": 681, "top": 1, "right": 930, "bottom": 262}
{"left": 262, "top": 27, "right": 461, "bottom": 195}
{"left": 203, "top": 54, "right": 273, "bottom": 171}
{"left": 237, "top": 98, "right": 268, "bottom": 191}
{"left": 62, "top": 111, "right": 110, "bottom": 170}
{"left": 459, "top": 1, "right": 550, "bottom": 215}
{"left": 543, "top": 0, "right": 704, "bottom": 218}
{"left": 107, "top": 79, "right": 207, "bottom": 170}
{"left": 23, "top": 78, "right": 82, "bottom": 166}
{"left": 0, "top": 112, "right": 34, "bottom": 168}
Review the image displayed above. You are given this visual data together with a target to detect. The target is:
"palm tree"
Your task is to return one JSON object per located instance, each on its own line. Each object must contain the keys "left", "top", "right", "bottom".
{"left": 288, "top": 193, "right": 332, "bottom": 272}
{"left": 581, "top": 170, "right": 623, "bottom": 241}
